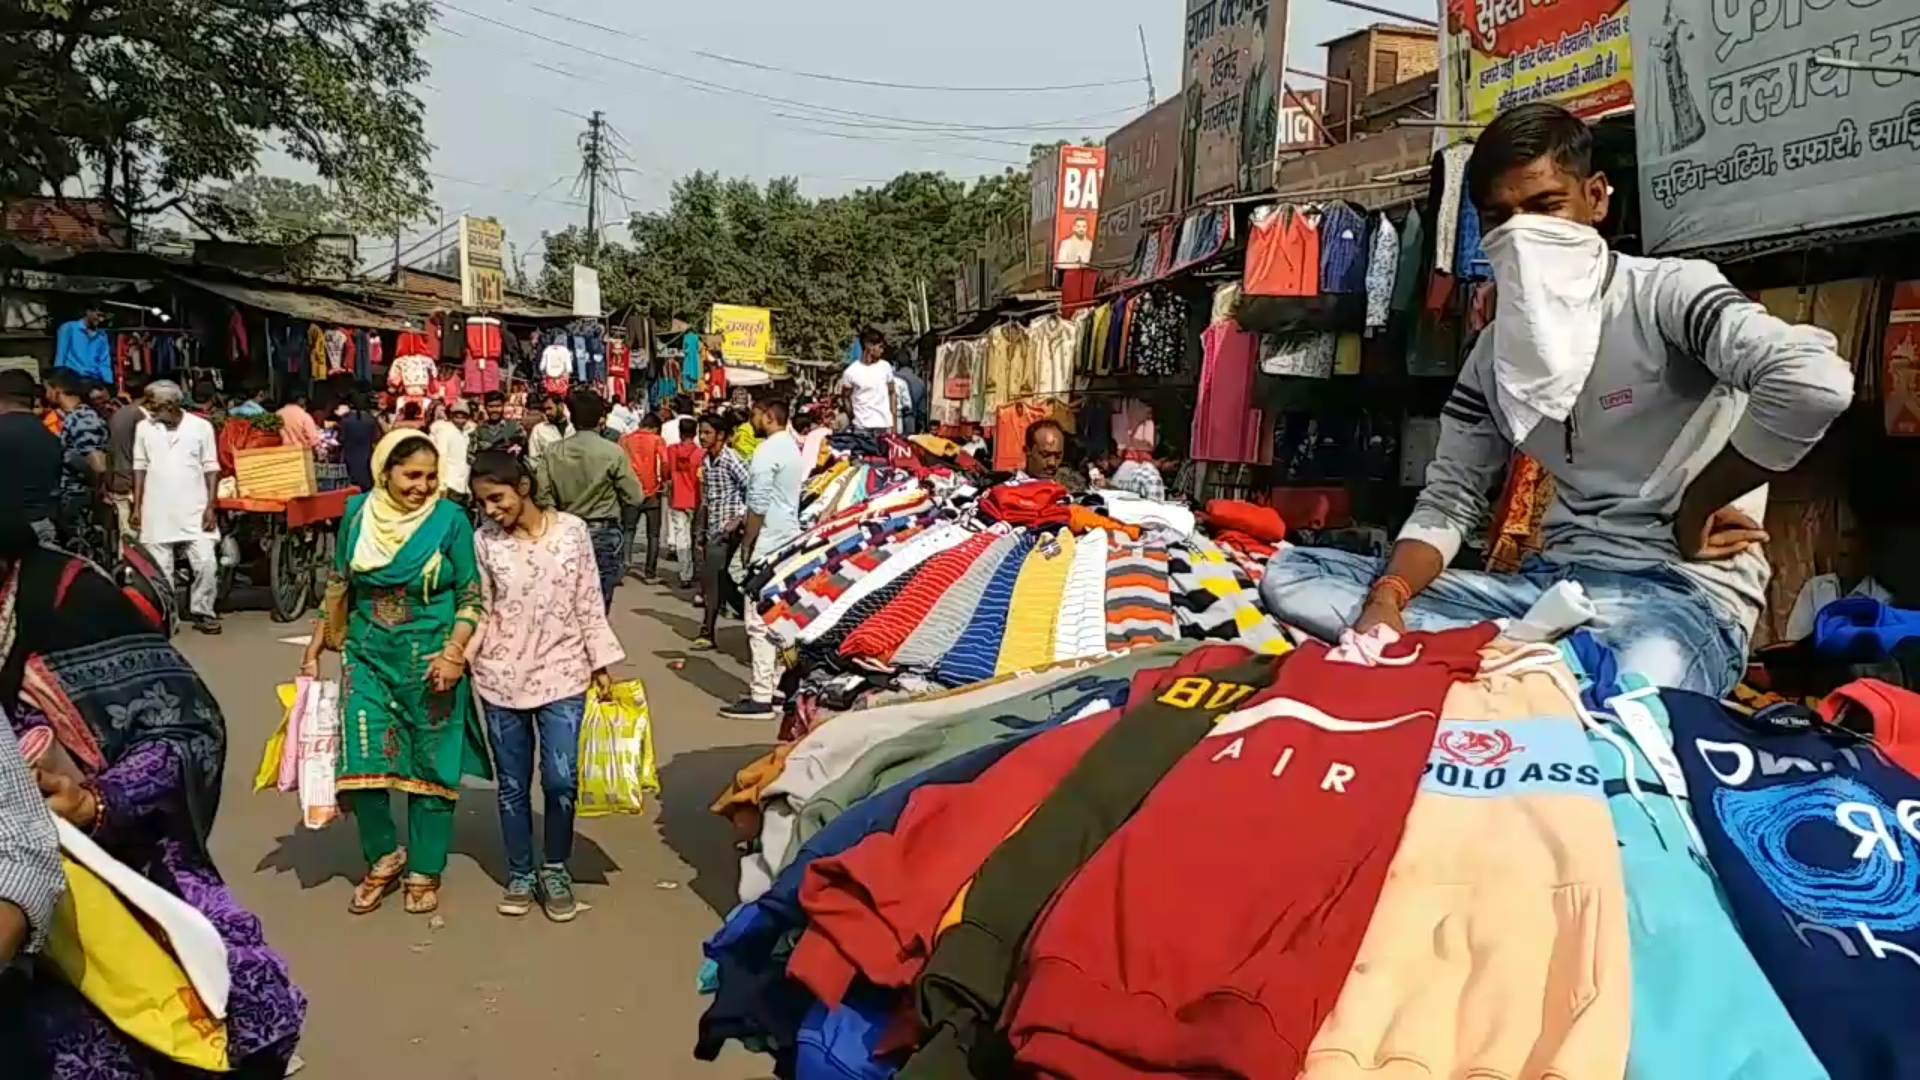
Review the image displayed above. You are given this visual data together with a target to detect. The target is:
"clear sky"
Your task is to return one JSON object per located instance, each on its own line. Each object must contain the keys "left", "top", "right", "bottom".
{"left": 382, "top": 0, "right": 1418, "bottom": 272}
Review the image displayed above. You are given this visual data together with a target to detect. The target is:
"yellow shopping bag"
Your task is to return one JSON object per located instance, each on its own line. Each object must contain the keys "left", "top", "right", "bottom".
{"left": 45, "top": 858, "right": 230, "bottom": 1071}
{"left": 254, "top": 683, "right": 299, "bottom": 793}
{"left": 577, "top": 679, "right": 660, "bottom": 818}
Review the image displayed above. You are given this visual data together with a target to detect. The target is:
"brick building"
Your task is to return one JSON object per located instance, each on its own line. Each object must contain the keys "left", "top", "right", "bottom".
{"left": 1319, "top": 24, "right": 1439, "bottom": 143}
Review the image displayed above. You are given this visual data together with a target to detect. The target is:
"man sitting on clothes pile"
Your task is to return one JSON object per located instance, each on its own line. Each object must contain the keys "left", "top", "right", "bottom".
{"left": 1260, "top": 102, "right": 1855, "bottom": 696}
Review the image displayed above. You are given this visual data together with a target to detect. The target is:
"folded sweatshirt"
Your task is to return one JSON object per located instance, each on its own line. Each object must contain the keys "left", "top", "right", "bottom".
{"left": 908, "top": 646, "right": 1296, "bottom": 1080}
{"left": 1562, "top": 634, "right": 1828, "bottom": 1080}
{"left": 795, "top": 644, "right": 1197, "bottom": 851}
{"left": 1104, "top": 539, "right": 1178, "bottom": 649}
{"left": 1301, "top": 641, "right": 1632, "bottom": 1080}
{"left": 1055, "top": 527, "right": 1111, "bottom": 661}
{"left": 936, "top": 533, "right": 1040, "bottom": 687}
{"left": 1003, "top": 627, "right": 1493, "bottom": 1080}
{"left": 739, "top": 655, "right": 1133, "bottom": 903}
{"left": 1665, "top": 686, "right": 1920, "bottom": 1080}
{"left": 839, "top": 531, "right": 1003, "bottom": 666}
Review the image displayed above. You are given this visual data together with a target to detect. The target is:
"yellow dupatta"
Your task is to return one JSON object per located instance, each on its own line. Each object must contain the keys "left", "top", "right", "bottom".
{"left": 350, "top": 429, "right": 445, "bottom": 578}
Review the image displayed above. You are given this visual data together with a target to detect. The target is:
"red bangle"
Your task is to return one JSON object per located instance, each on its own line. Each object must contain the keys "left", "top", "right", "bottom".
{"left": 83, "top": 780, "right": 107, "bottom": 836}
{"left": 1370, "top": 574, "right": 1413, "bottom": 609}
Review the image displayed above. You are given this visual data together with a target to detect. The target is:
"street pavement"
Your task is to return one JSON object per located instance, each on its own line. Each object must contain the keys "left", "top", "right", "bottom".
{"left": 181, "top": 576, "right": 777, "bottom": 1078}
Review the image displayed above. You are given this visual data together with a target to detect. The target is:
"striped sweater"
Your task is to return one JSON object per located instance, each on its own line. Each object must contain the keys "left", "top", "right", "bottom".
{"left": 892, "top": 532, "right": 1023, "bottom": 672}
{"left": 797, "top": 522, "right": 972, "bottom": 645}
{"left": 1168, "top": 536, "right": 1291, "bottom": 656}
{"left": 995, "top": 530, "right": 1078, "bottom": 675}
{"left": 1056, "top": 528, "right": 1111, "bottom": 662}
{"left": 840, "top": 530, "right": 1002, "bottom": 666}
{"left": 936, "top": 532, "right": 1040, "bottom": 687}
{"left": 1104, "top": 540, "right": 1179, "bottom": 650}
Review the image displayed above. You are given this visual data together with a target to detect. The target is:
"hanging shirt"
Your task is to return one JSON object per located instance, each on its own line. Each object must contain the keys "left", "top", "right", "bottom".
{"left": 1192, "top": 323, "right": 1264, "bottom": 465}
{"left": 132, "top": 414, "right": 219, "bottom": 544}
{"left": 1260, "top": 330, "right": 1337, "bottom": 378}
{"left": 1319, "top": 203, "right": 1369, "bottom": 295}
{"left": 1365, "top": 212, "right": 1401, "bottom": 333}
{"left": 1243, "top": 205, "right": 1319, "bottom": 298}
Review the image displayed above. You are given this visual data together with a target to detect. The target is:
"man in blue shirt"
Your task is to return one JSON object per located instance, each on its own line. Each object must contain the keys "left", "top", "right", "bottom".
{"left": 723, "top": 397, "right": 805, "bottom": 720}
{"left": 54, "top": 307, "right": 112, "bottom": 386}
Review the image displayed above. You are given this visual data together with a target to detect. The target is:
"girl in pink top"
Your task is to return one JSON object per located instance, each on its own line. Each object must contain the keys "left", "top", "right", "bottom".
{"left": 468, "top": 449, "right": 625, "bottom": 922}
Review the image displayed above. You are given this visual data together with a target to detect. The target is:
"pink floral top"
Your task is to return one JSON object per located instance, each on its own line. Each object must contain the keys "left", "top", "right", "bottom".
{"left": 471, "top": 511, "right": 624, "bottom": 709}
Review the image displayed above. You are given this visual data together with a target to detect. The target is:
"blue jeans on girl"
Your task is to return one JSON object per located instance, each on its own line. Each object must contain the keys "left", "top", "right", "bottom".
{"left": 483, "top": 693, "right": 586, "bottom": 879}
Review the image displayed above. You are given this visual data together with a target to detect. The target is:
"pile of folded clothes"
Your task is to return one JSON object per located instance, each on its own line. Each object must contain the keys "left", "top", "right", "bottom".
{"left": 748, "top": 472, "right": 1291, "bottom": 738}
{"left": 699, "top": 625, "right": 1919, "bottom": 1080}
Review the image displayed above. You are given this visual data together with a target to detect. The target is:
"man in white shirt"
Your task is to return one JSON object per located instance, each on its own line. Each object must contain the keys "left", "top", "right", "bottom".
{"left": 721, "top": 398, "right": 807, "bottom": 721}
{"left": 131, "top": 380, "right": 222, "bottom": 633}
{"left": 526, "top": 396, "right": 569, "bottom": 465}
{"left": 1055, "top": 216, "right": 1094, "bottom": 267}
{"left": 839, "top": 329, "right": 897, "bottom": 438}
{"left": 431, "top": 401, "right": 474, "bottom": 498}
{"left": 657, "top": 395, "right": 694, "bottom": 448}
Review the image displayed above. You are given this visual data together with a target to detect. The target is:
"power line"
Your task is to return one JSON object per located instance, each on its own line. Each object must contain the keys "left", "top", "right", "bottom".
{"left": 433, "top": 2, "right": 1140, "bottom": 135}
{"left": 428, "top": 170, "right": 589, "bottom": 208}
{"left": 523, "top": 3, "right": 1143, "bottom": 93}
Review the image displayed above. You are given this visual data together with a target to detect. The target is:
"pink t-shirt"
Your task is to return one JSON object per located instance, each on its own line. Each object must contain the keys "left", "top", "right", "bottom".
{"left": 470, "top": 511, "right": 624, "bottom": 709}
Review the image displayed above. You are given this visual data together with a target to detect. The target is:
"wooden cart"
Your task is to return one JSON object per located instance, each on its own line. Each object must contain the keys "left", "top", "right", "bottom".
{"left": 214, "top": 487, "right": 358, "bottom": 622}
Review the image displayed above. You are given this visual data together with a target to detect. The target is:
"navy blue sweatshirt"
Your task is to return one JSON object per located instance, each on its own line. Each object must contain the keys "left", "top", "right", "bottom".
{"left": 1664, "top": 688, "right": 1920, "bottom": 1080}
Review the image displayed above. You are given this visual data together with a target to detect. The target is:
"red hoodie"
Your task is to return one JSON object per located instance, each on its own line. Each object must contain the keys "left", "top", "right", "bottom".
{"left": 1006, "top": 625, "right": 1495, "bottom": 1079}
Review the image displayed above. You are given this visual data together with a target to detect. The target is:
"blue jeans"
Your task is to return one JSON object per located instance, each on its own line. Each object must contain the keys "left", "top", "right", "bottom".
{"left": 483, "top": 694, "right": 586, "bottom": 879}
{"left": 1260, "top": 545, "right": 1749, "bottom": 697}
{"left": 586, "top": 522, "right": 625, "bottom": 612}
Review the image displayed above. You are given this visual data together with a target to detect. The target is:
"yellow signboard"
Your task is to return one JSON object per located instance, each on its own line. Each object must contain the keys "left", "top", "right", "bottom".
{"left": 1447, "top": 0, "right": 1633, "bottom": 126}
{"left": 457, "top": 216, "right": 507, "bottom": 309}
{"left": 709, "top": 304, "right": 785, "bottom": 378}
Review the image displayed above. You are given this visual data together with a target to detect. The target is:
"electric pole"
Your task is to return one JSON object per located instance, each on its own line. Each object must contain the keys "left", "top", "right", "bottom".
{"left": 1138, "top": 25, "right": 1156, "bottom": 106}
{"left": 581, "top": 109, "right": 607, "bottom": 259}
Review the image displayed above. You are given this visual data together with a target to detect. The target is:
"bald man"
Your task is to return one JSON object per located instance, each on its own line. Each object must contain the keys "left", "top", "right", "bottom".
{"left": 1019, "top": 420, "right": 1085, "bottom": 492}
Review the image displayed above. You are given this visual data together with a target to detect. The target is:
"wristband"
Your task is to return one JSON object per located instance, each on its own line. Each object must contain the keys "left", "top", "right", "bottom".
{"left": 1369, "top": 574, "right": 1413, "bottom": 610}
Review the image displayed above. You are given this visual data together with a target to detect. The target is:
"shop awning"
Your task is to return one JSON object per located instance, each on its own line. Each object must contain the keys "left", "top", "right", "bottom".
{"left": 174, "top": 276, "right": 420, "bottom": 332}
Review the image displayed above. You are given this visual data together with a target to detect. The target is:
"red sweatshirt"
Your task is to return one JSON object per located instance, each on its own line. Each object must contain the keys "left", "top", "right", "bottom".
{"left": 1006, "top": 624, "right": 1496, "bottom": 1080}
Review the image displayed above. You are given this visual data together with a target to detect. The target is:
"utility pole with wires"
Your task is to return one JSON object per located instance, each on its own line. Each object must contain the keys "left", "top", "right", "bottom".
{"left": 579, "top": 109, "right": 608, "bottom": 257}
{"left": 1138, "top": 25, "right": 1157, "bottom": 106}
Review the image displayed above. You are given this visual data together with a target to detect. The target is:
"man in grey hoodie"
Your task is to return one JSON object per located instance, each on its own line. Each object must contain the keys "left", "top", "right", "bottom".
{"left": 1261, "top": 103, "right": 1854, "bottom": 695}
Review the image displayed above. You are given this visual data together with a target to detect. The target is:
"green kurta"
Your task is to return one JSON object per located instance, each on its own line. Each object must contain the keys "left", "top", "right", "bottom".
{"left": 334, "top": 496, "right": 492, "bottom": 800}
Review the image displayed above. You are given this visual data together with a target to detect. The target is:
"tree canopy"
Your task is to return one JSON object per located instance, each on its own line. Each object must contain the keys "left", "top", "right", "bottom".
{"left": 538, "top": 168, "right": 1029, "bottom": 363}
{"left": 1, "top": 0, "right": 434, "bottom": 236}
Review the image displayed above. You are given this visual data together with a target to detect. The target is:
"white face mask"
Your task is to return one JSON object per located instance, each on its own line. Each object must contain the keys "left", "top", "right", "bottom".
{"left": 1481, "top": 214, "right": 1611, "bottom": 444}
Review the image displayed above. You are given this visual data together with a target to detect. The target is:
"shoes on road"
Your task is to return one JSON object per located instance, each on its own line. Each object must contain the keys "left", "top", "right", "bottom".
{"left": 498, "top": 873, "right": 536, "bottom": 917}
{"left": 718, "top": 699, "right": 775, "bottom": 720}
{"left": 193, "top": 617, "right": 222, "bottom": 635}
{"left": 690, "top": 637, "right": 715, "bottom": 651}
{"left": 539, "top": 865, "right": 578, "bottom": 923}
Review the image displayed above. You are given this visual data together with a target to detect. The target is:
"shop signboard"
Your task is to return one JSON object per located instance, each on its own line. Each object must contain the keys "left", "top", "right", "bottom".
{"left": 571, "top": 264, "right": 601, "bottom": 318}
{"left": 1051, "top": 146, "right": 1107, "bottom": 269}
{"left": 1441, "top": 0, "right": 1632, "bottom": 126}
{"left": 1276, "top": 86, "right": 1325, "bottom": 153}
{"left": 709, "top": 303, "right": 784, "bottom": 379}
{"left": 1635, "top": 0, "right": 1920, "bottom": 254}
{"left": 1886, "top": 281, "right": 1920, "bottom": 436}
{"left": 1097, "top": 96, "right": 1182, "bottom": 270}
{"left": 457, "top": 216, "right": 507, "bottom": 309}
{"left": 1178, "top": 0, "right": 1294, "bottom": 206}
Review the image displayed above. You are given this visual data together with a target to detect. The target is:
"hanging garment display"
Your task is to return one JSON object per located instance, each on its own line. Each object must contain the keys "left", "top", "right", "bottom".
{"left": 1318, "top": 203, "right": 1369, "bottom": 295}
{"left": 323, "top": 327, "right": 349, "bottom": 376}
{"left": 1334, "top": 331, "right": 1363, "bottom": 376}
{"left": 1364, "top": 213, "right": 1401, "bottom": 334}
{"left": 1390, "top": 204, "right": 1426, "bottom": 316}
{"left": 1124, "top": 288, "right": 1188, "bottom": 377}
{"left": 540, "top": 338, "right": 574, "bottom": 396}
{"left": 1026, "top": 315, "right": 1080, "bottom": 400}
{"left": 1244, "top": 205, "right": 1321, "bottom": 298}
{"left": 1261, "top": 330, "right": 1337, "bottom": 378}
{"left": 1192, "top": 323, "right": 1264, "bottom": 465}
{"left": 387, "top": 352, "right": 435, "bottom": 414}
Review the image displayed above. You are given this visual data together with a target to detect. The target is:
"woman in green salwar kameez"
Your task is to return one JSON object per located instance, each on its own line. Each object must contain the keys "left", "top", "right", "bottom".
{"left": 300, "top": 429, "right": 492, "bottom": 915}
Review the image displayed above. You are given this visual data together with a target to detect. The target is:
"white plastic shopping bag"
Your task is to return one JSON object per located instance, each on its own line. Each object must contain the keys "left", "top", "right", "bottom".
{"left": 296, "top": 679, "right": 341, "bottom": 829}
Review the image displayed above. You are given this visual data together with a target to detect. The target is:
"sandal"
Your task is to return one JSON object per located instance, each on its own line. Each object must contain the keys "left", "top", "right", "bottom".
{"left": 402, "top": 873, "right": 441, "bottom": 915}
{"left": 349, "top": 848, "right": 407, "bottom": 915}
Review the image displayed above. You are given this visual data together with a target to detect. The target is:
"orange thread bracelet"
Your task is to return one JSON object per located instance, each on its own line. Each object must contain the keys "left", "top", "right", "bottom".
{"left": 1370, "top": 574, "right": 1413, "bottom": 609}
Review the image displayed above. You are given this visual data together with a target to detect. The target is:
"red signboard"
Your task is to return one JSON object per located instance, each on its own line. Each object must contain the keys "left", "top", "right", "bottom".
{"left": 1052, "top": 146, "right": 1107, "bottom": 269}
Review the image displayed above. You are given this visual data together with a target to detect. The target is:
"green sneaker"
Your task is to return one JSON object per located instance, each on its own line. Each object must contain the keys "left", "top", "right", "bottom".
{"left": 538, "top": 865, "right": 578, "bottom": 922}
{"left": 498, "top": 873, "right": 536, "bottom": 917}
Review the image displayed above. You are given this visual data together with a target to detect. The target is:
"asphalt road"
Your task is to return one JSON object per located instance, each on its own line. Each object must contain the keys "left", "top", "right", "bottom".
{"left": 180, "top": 576, "right": 776, "bottom": 1078}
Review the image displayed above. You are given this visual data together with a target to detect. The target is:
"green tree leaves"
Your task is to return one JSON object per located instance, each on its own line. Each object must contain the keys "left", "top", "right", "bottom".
{"left": 541, "top": 167, "right": 1029, "bottom": 363}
